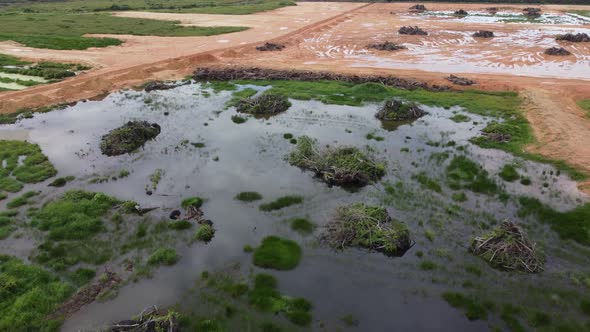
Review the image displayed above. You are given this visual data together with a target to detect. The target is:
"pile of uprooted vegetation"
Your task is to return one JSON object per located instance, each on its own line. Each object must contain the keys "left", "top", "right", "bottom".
{"left": 446, "top": 75, "right": 475, "bottom": 86}
{"left": 409, "top": 4, "right": 426, "bottom": 12}
{"left": 470, "top": 221, "right": 544, "bottom": 273}
{"left": 100, "top": 121, "right": 161, "bottom": 156}
{"left": 454, "top": 9, "right": 468, "bottom": 16}
{"left": 398, "top": 26, "right": 428, "bottom": 36}
{"left": 322, "top": 203, "right": 413, "bottom": 257}
{"left": 556, "top": 33, "right": 590, "bottom": 43}
{"left": 256, "top": 42, "right": 285, "bottom": 51}
{"left": 375, "top": 99, "right": 426, "bottom": 121}
{"left": 110, "top": 306, "right": 178, "bottom": 332}
{"left": 367, "top": 41, "right": 406, "bottom": 51}
{"left": 236, "top": 93, "right": 291, "bottom": 115}
{"left": 289, "top": 136, "right": 385, "bottom": 187}
{"left": 545, "top": 47, "right": 571, "bottom": 56}
{"left": 144, "top": 80, "right": 190, "bottom": 92}
{"left": 194, "top": 67, "right": 450, "bottom": 92}
{"left": 473, "top": 30, "right": 494, "bottom": 38}
{"left": 523, "top": 7, "right": 541, "bottom": 18}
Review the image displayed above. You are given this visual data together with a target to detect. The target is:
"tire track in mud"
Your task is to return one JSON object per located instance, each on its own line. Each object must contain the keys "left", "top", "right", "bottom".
{"left": 0, "top": 3, "right": 373, "bottom": 114}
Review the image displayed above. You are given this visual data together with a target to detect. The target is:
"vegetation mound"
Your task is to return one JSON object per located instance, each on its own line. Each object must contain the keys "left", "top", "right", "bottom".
{"left": 409, "top": 4, "right": 426, "bottom": 12}
{"left": 236, "top": 94, "right": 291, "bottom": 115}
{"left": 0, "top": 140, "right": 57, "bottom": 193}
{"left": 289, "top": 136, "right": 385, "bottom": 187}
{"left": 454, "top": 9, "right": 468, "bottom": 16}
{"left": 144, "top": 80, "right": 190, "bottom": 92}
{"left": 523, "top": 7, "right": 541, "bottom": 18}
{"left": 545, "top": 47, "right": 571, "bottom": 56}
{"left": 322, "top": 203, "right": 413, "bottom": 257}
{"left": 556, "top": 33, "right": 590, "bottom": 42}
{"left": 100, "top": 121, "right": 161, "bottom": 156}
{"left": 253, "top": 236, "right": 301, "bottom": 270}
{"left": 375, "top": 99, "right": 426, "bottom": 121}
{"left": 367, "top": 41, "right": 406, "bottom": 51}
{"left": 473, "top": 30, "right": 494, "bottom": 38}
{"left": 398, "top": 26, "right": 428, "bottom": 35}
{"left": 446, "top": 156, "right": 498, "bottom": 194}
{"left": 256, "top": 42, "right": 285, "bottom": 51}
{"left": 446, "top": 75, "right": 475, "bottom": 86}
{"left": 470, "top": 221, "right": 544, "bottom": 273}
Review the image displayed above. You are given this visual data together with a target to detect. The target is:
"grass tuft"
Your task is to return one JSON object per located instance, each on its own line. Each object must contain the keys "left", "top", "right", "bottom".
{"left": 259, "top": 195, "right": 303, "bottom": 211}
{"left": 253, "top": 236, "right": 301, "bottom": 270}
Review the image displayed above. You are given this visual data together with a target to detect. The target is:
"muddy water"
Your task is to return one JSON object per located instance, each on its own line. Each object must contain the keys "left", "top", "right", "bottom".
{"left": 0, "top": 82, "right": 587, "bottom": 331}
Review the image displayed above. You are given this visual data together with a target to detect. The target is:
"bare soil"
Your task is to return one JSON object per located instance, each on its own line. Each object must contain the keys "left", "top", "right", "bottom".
{"left": 1, "top": 2, "right": 590, "bottom": 191}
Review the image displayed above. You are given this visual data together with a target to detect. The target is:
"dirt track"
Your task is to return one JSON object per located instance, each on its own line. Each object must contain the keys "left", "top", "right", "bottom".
{"left": 1, "top": 2, "right": 590, "bottom": 189}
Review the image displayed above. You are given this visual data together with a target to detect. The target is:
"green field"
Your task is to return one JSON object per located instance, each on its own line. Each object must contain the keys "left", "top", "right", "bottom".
{"left": 0, "top": 0, "right": 295, "bottom": 50}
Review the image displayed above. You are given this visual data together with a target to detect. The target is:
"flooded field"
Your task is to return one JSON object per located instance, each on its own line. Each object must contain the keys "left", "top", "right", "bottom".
{"left": 1, "top": 80, "right": 589, "bottom": 331}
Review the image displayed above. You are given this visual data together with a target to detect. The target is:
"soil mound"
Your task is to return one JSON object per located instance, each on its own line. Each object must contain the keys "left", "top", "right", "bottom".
{"left": 470, "top": 221, "right": 544, "bottom": 273}
{"left": 446, "top": 74, "right": 475, "bottom": 86}
{"left": 556, "top": 33, "right": 590, "bottom": 43}
{"left": 256, "top": 42, "right": 285, "bottom": 51}
{"left": 473, "top": 30, "right": 494, "bottom": 38}
{"left": 454, "top": 9, "right": 468, "bottom": 16}
{"left": 322, "top": 203, "right": 414, "bottom": 257}
{"left": 100, "top": 121, "right": 161, "bottom": 156}
{"left": 289, "top": 136, "right": 386, "bottom": 187}
{"left": 399, "top": 26, "right": 428, "bottom": 36}
{"left": 194, "top": 67, "right": 450, "bottom": 92}
{"left": 375, "top": 99, "right": 426, "bottom": 121}
{"left": 367, "top": 41, "right": 406, "bottom": 51}
{"left": 545, "top": 47, "right": 571, "bottom": 56}
{"left": 236, "top": 94, "right": 291, "bottom": 115}
{"left": 409, "top": 4, "right": 426, "bottom": 12}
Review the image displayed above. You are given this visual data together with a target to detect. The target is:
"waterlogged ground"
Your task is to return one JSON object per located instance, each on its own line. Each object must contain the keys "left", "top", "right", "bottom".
{"left": 410, "top": 11, "right": 590, "bottom": 25}
{"left": 1, "top": 82, "right": 590, "bottom": 331}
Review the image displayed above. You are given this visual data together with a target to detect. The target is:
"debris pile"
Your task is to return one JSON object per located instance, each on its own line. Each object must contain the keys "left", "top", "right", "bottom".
{"left": 545, "top": 47, "right": 571, "bottom": 56}
{"left": 367, "top": 41, "right": 407, "bottom": 51}
{"left": 454, "top": 9, "right": 468, "bottom": 16}
{"left": 556, "top": 33, "right": 590, "bottom": 43}
{"left": 375, "top": 99, "right": 426, "bottom": 121}
{"left": 110, "top": 306, "right": 179, "bottom": 332}
{"left": 322, "top": 203, "right": 413, "bottom": 257}
{"left": 473, "top": 30, "right": 494, "bottom": 38}
{"left": 100, "top": 121, "right": 161, "bottom": 156}
{"left": 194, "top": 67, "right": 450, "bottom": 92}
{"left": 144, "top": 80, "right": 189, "bottom": 92}
{"left": 446, "top": 74, "right": 475, "bottom": 86}
{"left": 470, "top": 221, "right": 544, "bottom": 273}
{"left": 409, "top": 4, "right": 426, "bottom": 12}
{"left": 399, "top": 26, "right": 428, "bottom": 35}
{"left": 289, "top": 136, "right": 386, "bottom": 187}
{"left": 256, "top": 42, "right": 285, "bottom": 51}
{"left": 523, "top": 7, "right": 541, "bottom": 18}
{"left": 236, "top": 93, "right": 291, "bottom": 115}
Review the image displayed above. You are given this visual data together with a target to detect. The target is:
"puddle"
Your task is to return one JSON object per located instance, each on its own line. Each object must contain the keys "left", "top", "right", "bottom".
{"left": 0, "top": 82, "right": 588, "bottom": 331}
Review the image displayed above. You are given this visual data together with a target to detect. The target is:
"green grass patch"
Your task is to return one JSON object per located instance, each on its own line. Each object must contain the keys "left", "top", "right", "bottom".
{"left": 181, "top": 196, "right": 203, "bottom": 209}
{"left": 450, "top": 113, "right": 471, "bottom": 123}
{"left": 0, "top": 255, "right": 74, "bottom": 331}
{"left": 0, "top": 140, "right": 57, "bottom": 193}
{"left": 518, "top": 196, "right": 590, "bottom": 246}
{"left": 442, "top": 291, "right": 489, "bottom": 321}
{"left": 6, "top": 190, "right": 38, "bottom": 208}
{"left": 169, "top": 220, "right": 192, "bottom": 230}
{"left": 447, "top": 155, "right": 498, "bottom": 195}
{"left": 419, "top": 260, "right": 437, "bottom": 270}
{"left": 69, "top": 267, "right": 96, "bottom": 286}
{"left": 235, "top": 191, "right": 263, "bottom": 202}
{"left": 451, "top": 192, "right": 467, "bottom": 202}
{"left": 287, "top": 217, "right": 314, "bottom": 235}
{"left": 195, "top": 224, "right": 215, "bottom": 242}
{"left": 259, "top": 195, "right": 303, "bottom": 212}
{"left": 231, "top": 115, "right": 248, "bottom": 124}
{"left": 148, "top": 247, "right": 179, "bottom": 266}
{"left": 577, "top": 99, "right": 590, "bottom": 117}
{"left": 499, "top": 164, "right": 519, "bottom": 182}
{"left": 48, "top": 176, "right": 75, "bottom": 187}
{"left": 253, "top": 236, "right": 301, "bottom": 270}
{"left": 413, "top": 172, "right": 442, "bottom": 193}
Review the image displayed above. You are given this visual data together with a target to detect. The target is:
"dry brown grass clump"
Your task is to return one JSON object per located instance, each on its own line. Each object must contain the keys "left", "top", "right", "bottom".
{"left": 470, "top": 221, "right": 544, "bottom": 273}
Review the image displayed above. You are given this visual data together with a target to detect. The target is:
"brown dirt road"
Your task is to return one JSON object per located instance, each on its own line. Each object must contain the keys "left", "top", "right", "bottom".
{"left": 1, "top": 2, "right": 590, "bottom": 189}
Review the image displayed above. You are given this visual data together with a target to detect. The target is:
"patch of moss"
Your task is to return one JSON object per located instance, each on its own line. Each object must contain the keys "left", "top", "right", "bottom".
{"left": 235, "top": 191, "right": 263, "bottom": 202}
{"left": 0, "top": 140, "right": 57, "bottom": 193}
{"left": 231, "top": 115, "right": 248, "bottom": 124}
{"left": 147, "top": 248, "right": 179, "bottom": 266}
{"left": 259, "top": 195, "right": 303, "bottom": 212}
{"left": 253, "top": 236, "right": 301, "bottom": 270}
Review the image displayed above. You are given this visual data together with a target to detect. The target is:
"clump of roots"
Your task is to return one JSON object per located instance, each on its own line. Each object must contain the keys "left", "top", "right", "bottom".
{"left": 470, "top": 221, "right": 544, "bottom": 273}
{"left": 100, "top": 121, "right": 161, "bottom": 156}
{"left": 110, "top": 306, "right": 178, "bottom": 332}
{"left": 398, "top": 26, "right": 428, "bottom": 36}
{"left": 367, "top": 41, "right": 406, "bottom": 51}
{"left": 473, "top": 30, "right": 494, "bottom": 38}
{"left": 289, "top": 136, "right": 386, "bottom": 187}
{"left": 556, "top": 33, "right": 590, "bottom": 43}
{"left": 322, "top": 203, "right": 413, "bottom": 257}
{"left": 236, "top": 93, "right": 291, "bottom": 115}
{"left": 375, "top": 99, "right": 426, "bottom": 121}
{"left": 545, "top": 47, "right": 571, "bottom": 56}
{"left": 256, "top": 42, "right": 285, "bottom": 51}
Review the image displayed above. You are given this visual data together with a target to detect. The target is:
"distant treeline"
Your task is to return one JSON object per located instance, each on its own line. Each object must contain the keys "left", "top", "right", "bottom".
{"left": 301, "top": 0, "right": 590, "bottom": 4}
